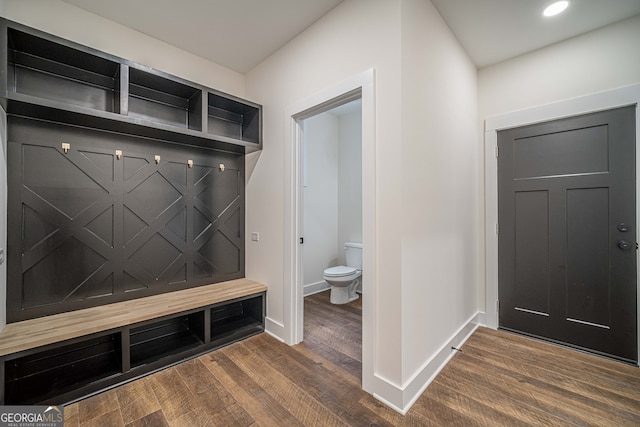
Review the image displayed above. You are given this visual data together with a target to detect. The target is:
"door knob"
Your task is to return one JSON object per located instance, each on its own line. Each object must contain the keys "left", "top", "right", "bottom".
{"left": 617, "top": 240, "right": 632, "bottom": 250}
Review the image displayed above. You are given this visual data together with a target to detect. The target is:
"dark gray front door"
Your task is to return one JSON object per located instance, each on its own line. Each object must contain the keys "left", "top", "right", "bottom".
{"left": 498, "top": 106, "right": 637, "bottom": 363}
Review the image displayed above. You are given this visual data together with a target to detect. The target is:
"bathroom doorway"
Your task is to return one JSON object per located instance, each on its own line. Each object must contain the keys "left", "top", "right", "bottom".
{"left": 299, "top": 99, "right": 363, "bottom": 378}
{"left": 300, "top": 99, "right": 362, "bottom": 299}
{"left": 283, "top": 69, "right": 376, "bottom": 393}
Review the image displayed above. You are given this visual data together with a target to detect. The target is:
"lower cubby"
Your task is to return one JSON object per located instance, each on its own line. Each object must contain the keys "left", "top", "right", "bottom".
{"left": 0, "top": 289, "right": 265, "bottom": 405}
{"left": 130, "top": 312, "right": 205, "bottom": 368}
{"left": 4, "top": 333, "right": 121, "bottom": 405}
{"left": 211, "top": 295, "right": 264, "bottom": 346}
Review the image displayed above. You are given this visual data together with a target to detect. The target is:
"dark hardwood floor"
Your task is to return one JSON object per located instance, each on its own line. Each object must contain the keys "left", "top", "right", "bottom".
{"left": 66, "top": 290, "right": 640, "bottom": 426}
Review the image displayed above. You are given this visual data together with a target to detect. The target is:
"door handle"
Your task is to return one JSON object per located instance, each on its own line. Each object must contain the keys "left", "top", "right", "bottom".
{"left": 617, "top": 223, "right": 631, "bottom": 232}
{"left": 617, "top": 240, "right": 632, "bottom": 251}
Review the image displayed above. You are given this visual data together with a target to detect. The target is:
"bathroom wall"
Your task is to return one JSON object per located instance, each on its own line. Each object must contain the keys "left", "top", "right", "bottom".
{"left": 302, "top": 104, "right": 362, "bottom": 294}
{"left": 337, "top": 107, "right": 363, "bottom": 266}
{"left": 302, "top": 112, "right": 339, "bottom": 291}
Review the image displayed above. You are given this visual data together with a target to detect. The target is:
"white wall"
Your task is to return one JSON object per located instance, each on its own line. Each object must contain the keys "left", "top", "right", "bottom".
{"left": 479, "top": 15, "right": 640, "bottom": 121}
{"left": 303, "top": 112, "right": 339, "bottom": 287}
{"left": 245, "top": 0, "right": 479, "bottom": 411}
{"left": 399, "top": 0, "right": 479, "bottom": 405}
{"left": 0, "top": 0, "right": 245, "bottom": 97}
{"left": 338, "top": 108, "right": 363, "bottom": 265}
{"left": 302, "top": 106, "right": 362, "bottom": 293}
{"left": 245, "top": 0, "right": 404, "bottom": 396}
{"left": 478, "top": 14, "right": 640, "bottom": 310}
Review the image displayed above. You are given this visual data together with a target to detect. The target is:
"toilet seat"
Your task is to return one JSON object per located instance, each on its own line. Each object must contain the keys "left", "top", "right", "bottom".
{"left": 323, "top": 266, "right": 357, "bottom": 277}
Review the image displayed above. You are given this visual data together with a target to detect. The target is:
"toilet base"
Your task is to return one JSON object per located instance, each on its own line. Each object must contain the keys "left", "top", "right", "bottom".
{"left": 329, "top": 280, "right": 360, "bottom": 304}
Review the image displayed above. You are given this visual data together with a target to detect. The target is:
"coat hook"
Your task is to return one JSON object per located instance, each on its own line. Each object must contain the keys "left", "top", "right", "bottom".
{"left": 219, "top": 163, "right": 225, "bottom": 172}
{"left": 187, "top": 160, "right": 193, "bottom": 168}
{"left": 115, "top": 150, "right": 122, "bottom": 160}
{"left": 155, "top": 155, "right": 161, "bottom": 164}
{"left": 61, "top": 143, "right": 70, "bottom": 154}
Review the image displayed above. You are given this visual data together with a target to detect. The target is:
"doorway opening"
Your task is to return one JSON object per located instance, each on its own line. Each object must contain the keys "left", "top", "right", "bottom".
{"left": 283, "top": 69, "right": 376, "bottom": 393}
{"left": 299, "top": 98, "right": 363, "bottom": 380}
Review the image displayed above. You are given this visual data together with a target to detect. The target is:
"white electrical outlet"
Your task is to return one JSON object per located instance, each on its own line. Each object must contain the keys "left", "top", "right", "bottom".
{"left": 251, "top": 232, "right": 259, "bottom": 242}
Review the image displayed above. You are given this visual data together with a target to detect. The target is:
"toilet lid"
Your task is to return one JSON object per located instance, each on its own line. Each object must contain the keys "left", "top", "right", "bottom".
{"left": 324, "top": 266, "right": 357, "bottom": 277}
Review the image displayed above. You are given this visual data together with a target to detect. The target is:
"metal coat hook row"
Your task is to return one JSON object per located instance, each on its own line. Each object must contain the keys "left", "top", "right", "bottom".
{"left": 115, "top": 150, "right": 122, "bottom": 160}
{"left": 61, "top": 143, "right": 70, "bottom": 154}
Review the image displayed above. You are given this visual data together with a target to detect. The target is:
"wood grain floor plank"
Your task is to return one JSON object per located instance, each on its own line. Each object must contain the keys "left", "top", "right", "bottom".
{"left": 358, "top": 394, "right": 437, "bottom": 427}
{"left": 80, "top": 408, "right": 125, "bottom": 427}
{"left": 64, "top": 403, "right": 80, "bottom": 427}
{"left": 207, "top": 403, "right": 256, "bottom": 427}
{"left": 432, "top": 361, "right": 574, "bottom": 426}
{"left": 175, "top": 359, "right": 255, "bottom": 426}
{"left": 115, "top": 376, "right": 161, "bottom": 425}
{"left": 418, "top": 378, "right": 530, "bottom": 426}
{"left": 77, "top": 388, "right": 120, "bottom": 424}
{"left": 453, "top": 351, "right": 638, "bottom": 426}
{"left": 174, "top": 358, "right": 238, "bottom": 414}
{"left": 293, "top": 339, "right": 361, "bottom": 384}
{"left": 168, "top": 407, "right": 215, "bottom": 427}
{"left": 147, "top": 367, "right": 200, "bottom": 422}
{"left": 303, "top": 324, "right": 362, "bottom": 361}
{"left": 476, "top": 327, "right": 639, "bottom": 379}
{"left": 239, "top": 332, "right": 395, "bottom": 427}
{"left": 200, "top": 351, "right": 302, "bottom": 427}
{"left": 124, "top": 410, "right": 169, "bottom": 427}
{"left": 462, "top": 337, "right": 640, "bottom": 416}
{"left": 468, "top": 328, "right": 640, "bottom": 402}
{"left": 222, "top": 340, "right": 350, "bottom": 427}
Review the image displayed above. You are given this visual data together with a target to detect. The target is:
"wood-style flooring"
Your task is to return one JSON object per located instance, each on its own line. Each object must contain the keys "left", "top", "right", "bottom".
{"left": 66, "top": 290, "right": 640, "bottom": 426}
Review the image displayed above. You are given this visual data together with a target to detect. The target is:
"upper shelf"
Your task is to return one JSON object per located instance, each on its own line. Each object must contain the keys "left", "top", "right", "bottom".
{"left": 0, "top": 19, "right": 262, "bottom": 154}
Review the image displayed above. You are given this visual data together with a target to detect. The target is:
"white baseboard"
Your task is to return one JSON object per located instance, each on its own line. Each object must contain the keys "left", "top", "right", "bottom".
{"left": 264, "top": 316, "right": 286, "bottom": 342}
{"left": 373, "top": 311, "right": 483, "bottom": 414}
{"left": 303, "top": 281, "right": 330, "bottom": 297}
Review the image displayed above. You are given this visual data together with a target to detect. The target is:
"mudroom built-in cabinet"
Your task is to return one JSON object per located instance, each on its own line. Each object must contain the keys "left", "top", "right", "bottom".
{"left": 0, "top": 18, "right": 266, "bottom": 405}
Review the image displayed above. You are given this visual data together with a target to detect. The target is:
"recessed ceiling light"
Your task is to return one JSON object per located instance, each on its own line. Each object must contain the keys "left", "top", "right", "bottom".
{"left": 543, "top": 1, "right": 569, "bottom": 17}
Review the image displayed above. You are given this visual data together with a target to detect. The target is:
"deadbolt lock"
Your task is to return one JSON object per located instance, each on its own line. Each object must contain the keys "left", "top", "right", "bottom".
{"left": 617, "top": 240, "right": 632, "bottom": 251}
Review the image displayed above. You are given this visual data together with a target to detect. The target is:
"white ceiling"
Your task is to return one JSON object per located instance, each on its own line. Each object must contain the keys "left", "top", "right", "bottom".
{"left": 61, "top": 0, "right": 344, "bottom": 73}
{"left": 61, "top": 0, "right": 640, "bottom": 73}
{"left": 430, "top": 0, "right": 640, "bottom": 68}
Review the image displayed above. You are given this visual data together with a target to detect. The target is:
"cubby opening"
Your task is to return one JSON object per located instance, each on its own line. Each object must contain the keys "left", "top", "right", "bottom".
{"left": 210, "top": 295, "right": 263, "bottom": 345}
{"left": 7, "top": 28, "right": 121, "bottom": 113}
{"left": 129, "top": 68, "right": 202, "bottom": 131}
{"left": 4, "top": 333, "right": 121, "bottom": 405}
{"left": 129, "top": 312, "right": 205, "bottom": 368}
{"left": 208, "top": 93, "right": 259, "bottom": 143}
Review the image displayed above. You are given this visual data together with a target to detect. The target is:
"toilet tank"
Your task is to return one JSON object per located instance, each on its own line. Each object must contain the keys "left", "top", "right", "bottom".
{"left": 344, "top": 242, "right": 363, "bottom": 270}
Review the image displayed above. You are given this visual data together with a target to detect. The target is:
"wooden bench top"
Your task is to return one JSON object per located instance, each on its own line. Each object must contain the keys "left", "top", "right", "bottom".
{"left": 0, "top": 278, "right": 267, "bottom": 357}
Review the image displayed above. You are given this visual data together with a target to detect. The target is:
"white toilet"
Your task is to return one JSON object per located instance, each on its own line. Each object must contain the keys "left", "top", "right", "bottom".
{"left": 323, "top": 242, "right": 362, "bottom": 304}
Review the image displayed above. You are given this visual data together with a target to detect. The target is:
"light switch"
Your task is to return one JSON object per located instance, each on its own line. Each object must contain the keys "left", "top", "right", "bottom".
{"left": 251, "top": 232, "right": 260, "bottom": 242}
